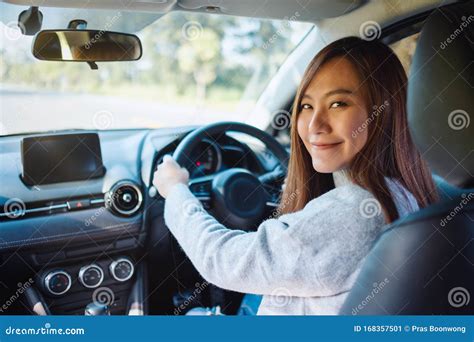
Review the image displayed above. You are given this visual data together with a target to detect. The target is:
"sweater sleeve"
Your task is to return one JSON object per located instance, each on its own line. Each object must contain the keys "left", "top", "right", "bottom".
{"left": 164, "top": 183, "right": 385, "bottom": 297}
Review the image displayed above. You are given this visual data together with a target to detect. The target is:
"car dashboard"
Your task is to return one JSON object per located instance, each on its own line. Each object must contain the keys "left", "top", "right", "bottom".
{"left": 0, "top": 126, "right": 282, "bottom": 315}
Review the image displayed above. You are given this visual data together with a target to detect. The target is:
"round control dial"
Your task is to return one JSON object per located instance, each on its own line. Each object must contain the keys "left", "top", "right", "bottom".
{"left": 78, "top": 264, "right": 104, "bottom": 289}
{"left": 44, "top": 270, "right": 72, "bottom": 295}
{"left": 109, "top": 258, "right": 134, "bottom": 282}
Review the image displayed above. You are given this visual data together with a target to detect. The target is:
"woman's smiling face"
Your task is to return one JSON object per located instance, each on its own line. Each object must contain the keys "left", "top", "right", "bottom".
{"left": 297, "top": 57, "right": 369, "bottom": 173}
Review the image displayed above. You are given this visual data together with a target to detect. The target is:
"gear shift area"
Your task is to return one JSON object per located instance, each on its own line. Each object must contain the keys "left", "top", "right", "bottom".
{"left": 85, "top": 302, "right": 110, "bottom": 316}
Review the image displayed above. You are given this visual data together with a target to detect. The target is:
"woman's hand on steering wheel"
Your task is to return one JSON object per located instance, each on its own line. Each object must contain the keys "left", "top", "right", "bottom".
{"left": 153, "top": 155, "right": 190, "bottom": 198}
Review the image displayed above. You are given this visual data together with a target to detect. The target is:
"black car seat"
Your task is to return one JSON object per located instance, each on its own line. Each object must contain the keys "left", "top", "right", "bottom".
{"left": 340, "top": 1, "right": 474, "bottom": 314}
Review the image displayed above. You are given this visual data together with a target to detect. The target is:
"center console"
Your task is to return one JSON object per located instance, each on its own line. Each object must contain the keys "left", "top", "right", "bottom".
{"left": 40, "top": 256, "right": 137, "bottom": 315}
{"left": 6, "top": 132, "right": 149, "bottom": 315}
{"left": 24, "top": 254, "right": 146, "bottom": 315}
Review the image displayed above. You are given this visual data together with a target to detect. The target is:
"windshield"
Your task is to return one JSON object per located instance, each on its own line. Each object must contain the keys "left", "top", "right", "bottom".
{"left": 0, "top": 4, "right": 313, "bottom": 136}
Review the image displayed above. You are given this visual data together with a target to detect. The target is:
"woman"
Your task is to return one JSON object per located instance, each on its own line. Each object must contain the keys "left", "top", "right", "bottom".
{"left": 153, "top": 37, "right": 438, "bottom": 315}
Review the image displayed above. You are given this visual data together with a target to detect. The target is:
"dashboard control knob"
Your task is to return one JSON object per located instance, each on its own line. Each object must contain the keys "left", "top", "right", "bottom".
{"left": 78, "top": 264, "right": 104, "bottom": 289}
{"left": 109, "top": 257, "right": 134, "bottom": 282}
{"left": 44, "top": 270, "right": 72, "bottom": 295}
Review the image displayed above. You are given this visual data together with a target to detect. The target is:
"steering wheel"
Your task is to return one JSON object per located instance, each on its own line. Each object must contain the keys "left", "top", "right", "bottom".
{"left": 172, "top": 122, "right": 289, "bottom": 230}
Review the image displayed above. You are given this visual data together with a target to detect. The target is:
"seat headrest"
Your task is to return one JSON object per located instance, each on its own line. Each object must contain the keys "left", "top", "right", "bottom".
{"left": 407, "top": 2, "right": 473, "bottom": 188}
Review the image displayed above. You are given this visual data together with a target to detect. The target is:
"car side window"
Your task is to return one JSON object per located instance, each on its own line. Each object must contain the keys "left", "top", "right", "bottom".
{"left": 389, "top": 33, "right": 420, "bottom": 75}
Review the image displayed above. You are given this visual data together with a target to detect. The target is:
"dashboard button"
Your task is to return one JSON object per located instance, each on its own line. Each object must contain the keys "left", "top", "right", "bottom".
{"left": 67, "top": 199, "right": 90, "bottom": 210}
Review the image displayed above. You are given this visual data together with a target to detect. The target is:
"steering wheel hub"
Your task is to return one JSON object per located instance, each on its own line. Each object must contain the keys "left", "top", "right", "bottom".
{"left": 212, "top": 169, "right": 266, "bottom": 228}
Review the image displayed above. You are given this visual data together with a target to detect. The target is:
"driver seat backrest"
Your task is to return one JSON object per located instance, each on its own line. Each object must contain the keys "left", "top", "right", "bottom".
{"left": 340, "top": 2, "right": 474, "bottom": 315}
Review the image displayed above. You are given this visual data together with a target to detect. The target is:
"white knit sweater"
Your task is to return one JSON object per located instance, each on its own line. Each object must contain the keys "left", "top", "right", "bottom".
{"left": 164, "top": 171, "right": 419, "bottom": 315}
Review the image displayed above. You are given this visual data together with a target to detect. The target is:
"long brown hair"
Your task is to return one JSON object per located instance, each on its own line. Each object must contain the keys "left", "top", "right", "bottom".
{"left": 278, "top": 37, "right": 438, "bottom": 223}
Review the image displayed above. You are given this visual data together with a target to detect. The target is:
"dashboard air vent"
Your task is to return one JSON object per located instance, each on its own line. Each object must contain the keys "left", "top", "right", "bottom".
{"left": 106, "top": 181, "right": 143, "bottom": 216}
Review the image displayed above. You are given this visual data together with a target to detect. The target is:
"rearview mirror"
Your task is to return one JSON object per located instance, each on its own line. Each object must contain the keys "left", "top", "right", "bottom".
{"left": 32, "top": 29, "right": 142, "bottom": 62}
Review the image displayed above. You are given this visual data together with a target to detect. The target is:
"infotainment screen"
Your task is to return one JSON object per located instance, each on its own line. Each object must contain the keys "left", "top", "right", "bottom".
{"left": 21, "top": 133, "right": 105, "bottom": 185}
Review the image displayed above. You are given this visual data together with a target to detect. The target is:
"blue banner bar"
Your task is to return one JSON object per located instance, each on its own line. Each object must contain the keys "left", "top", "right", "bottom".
{"left": 0, "top": 316, "right": 472, "bottom": 342}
